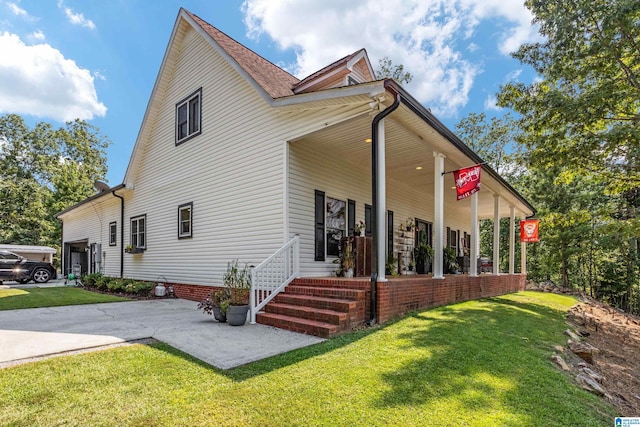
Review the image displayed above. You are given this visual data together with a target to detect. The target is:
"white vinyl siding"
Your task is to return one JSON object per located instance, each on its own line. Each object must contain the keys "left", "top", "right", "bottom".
{"left": 59, "top": 196, "right": 122, "bottom": 277}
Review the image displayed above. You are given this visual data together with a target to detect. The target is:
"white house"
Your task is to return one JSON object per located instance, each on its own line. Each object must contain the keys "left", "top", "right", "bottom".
{"left": 57, "top": 9, "right": 534, "bottom": 318}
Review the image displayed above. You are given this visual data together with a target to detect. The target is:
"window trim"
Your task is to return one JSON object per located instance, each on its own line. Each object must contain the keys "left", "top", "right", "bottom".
{"left": 130, "top": 214, "right": 147, "bottom": 250}
{"left": 175, "top": 88, "right": 202, "bottom": 145}
{"left": 109, "top": 221, "right": 117, "bottom": 246}
{"left": 178, "top": 202, "right": 193, "bottom": 239}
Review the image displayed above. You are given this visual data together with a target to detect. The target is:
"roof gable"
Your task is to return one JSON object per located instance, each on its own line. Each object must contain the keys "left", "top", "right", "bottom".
{"left": 185, "top": 10, "right": 299, "bottom": 99}
{"left": 293, "top": 49, "right": 376, "bottom": 94}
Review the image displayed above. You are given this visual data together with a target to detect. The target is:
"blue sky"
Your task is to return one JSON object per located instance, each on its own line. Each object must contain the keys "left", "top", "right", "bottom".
{"left": 0, "top": 0, "right": 539, "bottom": 184}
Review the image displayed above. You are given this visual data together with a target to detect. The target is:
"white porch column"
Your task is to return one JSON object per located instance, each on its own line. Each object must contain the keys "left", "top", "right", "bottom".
{"left": 377, "top": 119, "right": 387, "bottom": 281}
{"left": 469, "top": 192, "right": 479, "bottom": 276}
{"left": 493, "top": 195, "right": 501, "bottom": 275}
{"left": 433, "top": 152, "right": 445, "bottom": 279}
{"left": 521, "top": 240, "right": 527, "bottom": 275}
{"left": 509, "top": 206, "right": 515, "bottom": 275}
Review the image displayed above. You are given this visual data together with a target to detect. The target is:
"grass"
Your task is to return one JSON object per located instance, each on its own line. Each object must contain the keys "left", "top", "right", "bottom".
{"left": 0, "top": 291, "right": 615, "bottom": 426}
{"left": 0, "top": 287, "right": 130, "bottom": 310}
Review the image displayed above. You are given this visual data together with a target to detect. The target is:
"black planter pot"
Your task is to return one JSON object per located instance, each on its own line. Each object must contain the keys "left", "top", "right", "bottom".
{"left": 227, "top": 304, "right": 249, "bottom": 326}
{"left": 212, "top": 306, "right": 227, "bottom": 323}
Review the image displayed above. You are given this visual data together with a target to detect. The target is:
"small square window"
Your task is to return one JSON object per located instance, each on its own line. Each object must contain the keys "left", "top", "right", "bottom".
{"left": 131, "top": 215, "right": 146, "bottom": 249}
{"left": 109, "top": 222, "right": 117, "bottom": 246}
{"left": 178, "top": 203, "right": 193, "bottom": 239}
{"left": 176, "top": 88, "right": 202, "bottom": 145}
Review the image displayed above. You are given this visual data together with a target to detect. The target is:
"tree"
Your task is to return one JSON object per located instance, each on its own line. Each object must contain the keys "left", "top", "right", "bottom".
{"left": 375, "top": 57, "right": 413, "bottom": 85}
{"left": 498, "top": 0, "right": 640, "bottom": 194}
{"left": 0, "top": 114, "right": 110, "bottom": 250}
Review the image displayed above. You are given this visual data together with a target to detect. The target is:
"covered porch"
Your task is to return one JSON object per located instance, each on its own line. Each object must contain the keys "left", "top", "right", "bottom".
{"left": 287, "top": 82, "right": 534, "bottom": 281}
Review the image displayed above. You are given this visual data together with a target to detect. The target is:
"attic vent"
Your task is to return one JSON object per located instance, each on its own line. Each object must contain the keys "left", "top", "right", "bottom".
{"left": 347, "top": 76, "right": 359, "bottom": 86}
{"left": 94, "top": 181, "right": 110, "bottom": 193}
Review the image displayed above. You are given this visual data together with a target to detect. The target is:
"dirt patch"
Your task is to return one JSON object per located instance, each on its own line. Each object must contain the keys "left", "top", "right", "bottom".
{"left": 565, "top": 295, "right": 640, "bottom": 416}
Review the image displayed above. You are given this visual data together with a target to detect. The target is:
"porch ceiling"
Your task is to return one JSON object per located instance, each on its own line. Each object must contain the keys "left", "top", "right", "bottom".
{"left": 291, "top": 103, "right": 533, "bottom": 219}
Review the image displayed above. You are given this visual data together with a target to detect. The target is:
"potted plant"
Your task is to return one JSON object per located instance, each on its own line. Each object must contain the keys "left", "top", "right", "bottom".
{"left": 386, "top": 252, "right": 398, "bottom": 276}
{"left": 443, "top": 246, "right": 460, "bottom": 274}
{"left": 413, "top": 230, "right": 433, "bottom": 274}
{"left": 354, "top": 220, "right": 366, "bottom": 236}
{"left": 339, "top": 239, "right": 355, "bottom": 277}
{"left": 196, "top": 288, "right": 229, "bottom": 322}
{"left": 125, "top": 244, "right": 144, "bottom": 254}
{"left": 223, "top": 260, "right": 252, "bottom": 326}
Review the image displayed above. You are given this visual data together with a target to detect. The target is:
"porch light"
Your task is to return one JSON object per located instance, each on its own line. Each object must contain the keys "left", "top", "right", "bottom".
{"left": 416, "top": 166, "right": 423, "bottom": 170}
{"left": 365, "top": 138, "right": 372, "bottom": 143}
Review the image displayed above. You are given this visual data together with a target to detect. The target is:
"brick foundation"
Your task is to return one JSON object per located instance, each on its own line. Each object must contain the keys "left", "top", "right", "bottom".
{"left": 376, "top": 274, "right": 526, "bottom": 323}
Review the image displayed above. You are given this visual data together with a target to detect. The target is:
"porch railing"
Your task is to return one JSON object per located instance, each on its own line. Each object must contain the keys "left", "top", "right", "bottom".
{"left": 250, "top": 236, "right": 300, "bottom": 324}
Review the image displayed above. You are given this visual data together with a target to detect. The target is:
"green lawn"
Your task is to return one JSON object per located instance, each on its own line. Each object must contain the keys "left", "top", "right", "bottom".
{"left": 0, "top": 287, "right": 130, "bottom": 310}
{"left": 0, "top": 291, "right": 615, "bottom": 426}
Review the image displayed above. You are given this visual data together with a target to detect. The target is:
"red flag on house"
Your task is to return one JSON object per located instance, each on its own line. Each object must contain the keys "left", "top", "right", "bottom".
{"left": 453, "top": 164, "right": 482, "bottom": 200}
{"left": 520, "top": 219, "right": 540, "bottom": 242}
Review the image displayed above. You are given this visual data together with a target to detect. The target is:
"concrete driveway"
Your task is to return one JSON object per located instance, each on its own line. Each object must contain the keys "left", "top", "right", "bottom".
{"left": 0, "top": 298, "right": 324, "bottom": 370}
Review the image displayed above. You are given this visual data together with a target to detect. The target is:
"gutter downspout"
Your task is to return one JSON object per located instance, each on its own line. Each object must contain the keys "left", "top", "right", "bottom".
{"left": 112, "top": 189, "right": 124, "bottom": 278}
{"left": 369, "top": 80, "right": 400, "bottom": 325}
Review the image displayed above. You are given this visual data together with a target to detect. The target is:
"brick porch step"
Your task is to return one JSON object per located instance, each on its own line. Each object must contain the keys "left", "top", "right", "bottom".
{"left": 256, "top": 312, "right": 339, "bottom": 338}
{"left": 265, "top": 302, "right": 348, "bottom": 327}
{"left": 274, "top": 293, "right": 357, "bottom": 312}
{"left": 285, "top": 285, "right": 366, "bottom": 300}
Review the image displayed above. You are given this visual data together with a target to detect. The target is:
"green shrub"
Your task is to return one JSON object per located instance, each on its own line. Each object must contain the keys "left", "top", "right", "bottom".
{"left": 95, "top": 276, "right": 109, "bottom": 291}
{"left": 125, "top": 281, "right": 154, "bottom": 295}
{"left": 81, "top": 272, "right": 102, "bottom": 287}
{"left": 106, "top": 278, "right": 126, "bottom": 292}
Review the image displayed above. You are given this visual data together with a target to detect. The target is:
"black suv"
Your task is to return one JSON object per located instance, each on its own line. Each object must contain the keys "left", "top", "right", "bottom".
{"left": 0, "top": 250, "right": 57, "bottom": 284}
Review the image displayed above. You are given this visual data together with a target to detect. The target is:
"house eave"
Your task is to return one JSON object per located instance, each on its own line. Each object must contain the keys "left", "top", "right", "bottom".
{"left": 56, "top": 183, "right": 126, "bottom": 219}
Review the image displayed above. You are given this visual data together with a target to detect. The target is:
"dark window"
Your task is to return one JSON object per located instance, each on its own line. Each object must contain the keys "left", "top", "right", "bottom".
{"left": 326, "top": 197, "right": 346, "bottom": 257}
{"left": 109, "top": 222, "right": 117, "bottom": 246}
{"left": 178, "top": 203, "right": 193, "bottom": 239}
{"left": 364, "top": 204, "right": 372, "bottom": 237}
{"left": 176, "top": 88, "right": 202, "bottom": 145}
{"left": 416, "top": 219, "right": 432, "bottom": 246}
{"left": 314, "top": 190, "right": 325, "bottom": 261}
{"left": 131, "top": 215, "right": 146, "bottom": 249}
{"left": 347, "top": 199, "right": 356, "bottom": 236}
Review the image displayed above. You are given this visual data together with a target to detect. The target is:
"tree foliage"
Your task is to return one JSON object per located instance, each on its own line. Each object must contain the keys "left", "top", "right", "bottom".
{"left": 375, "top": 56, "right": 413, "bottom": 85}
{"left": 0, "top": 114, "right": 110, "bottom": 249}
{"left": 498, "top": 0, "right": 640, "bottom": 194}
{"left": 482, "top": 0, "right": 640, "bottom": 313}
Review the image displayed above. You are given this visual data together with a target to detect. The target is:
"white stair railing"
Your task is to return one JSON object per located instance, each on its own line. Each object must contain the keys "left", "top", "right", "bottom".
{"left": 250, "top": 236, "right": 300, "bottom": 324}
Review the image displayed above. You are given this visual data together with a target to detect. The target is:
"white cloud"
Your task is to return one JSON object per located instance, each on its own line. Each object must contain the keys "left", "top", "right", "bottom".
{"left": 7, "top": 1, "right": 26, "bottom": 16}
{"left": 93, "top": 70, "right": 106, "bottom": 81}
{"left": 242, "top": 0, "right": 540, "bottom": 117}
{"left": 483, "top": 94, "right": 502, "bottom": 111}
{"left": 505, "top": 69, "right": 523, "bottom": 82}
{"left": 28, "top": 29, "right": 45, "bottom": 41}
{"left": 6, "top": 1, "right": 36, "bottom": 21}
{"left": 0, "top": 32, "right": 107, "bottom": 122}
{"left": 57, "top": 1, "right": 96, "bottom": 30}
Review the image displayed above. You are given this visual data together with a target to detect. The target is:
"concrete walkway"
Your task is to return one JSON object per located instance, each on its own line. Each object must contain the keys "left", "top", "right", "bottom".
{"left": 0, "top": 298, "right": 324, "bottom": 370}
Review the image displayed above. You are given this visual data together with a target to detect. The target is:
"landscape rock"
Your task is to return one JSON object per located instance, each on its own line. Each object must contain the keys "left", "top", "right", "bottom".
{"left": 568, "top": 341, "right": 599, "bottom": 364}
{"left": 577, "top": 372, "right": 607, "bottom": 397}
{"left": 551, "top": 354, "right": 570, "bottom": 371}
{"left": 564, "top": 329, "right": 582, "bottom": 342}
{"left": 579, "top": 366, "right": 603, "bottom": 383}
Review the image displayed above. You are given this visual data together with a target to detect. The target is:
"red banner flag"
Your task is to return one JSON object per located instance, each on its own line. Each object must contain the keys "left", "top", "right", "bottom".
{"left": 453, "top": 164, "right": 482, "bottom": 200}
{"left": 520, "top": 219, "right": 539, "bottom": 242}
